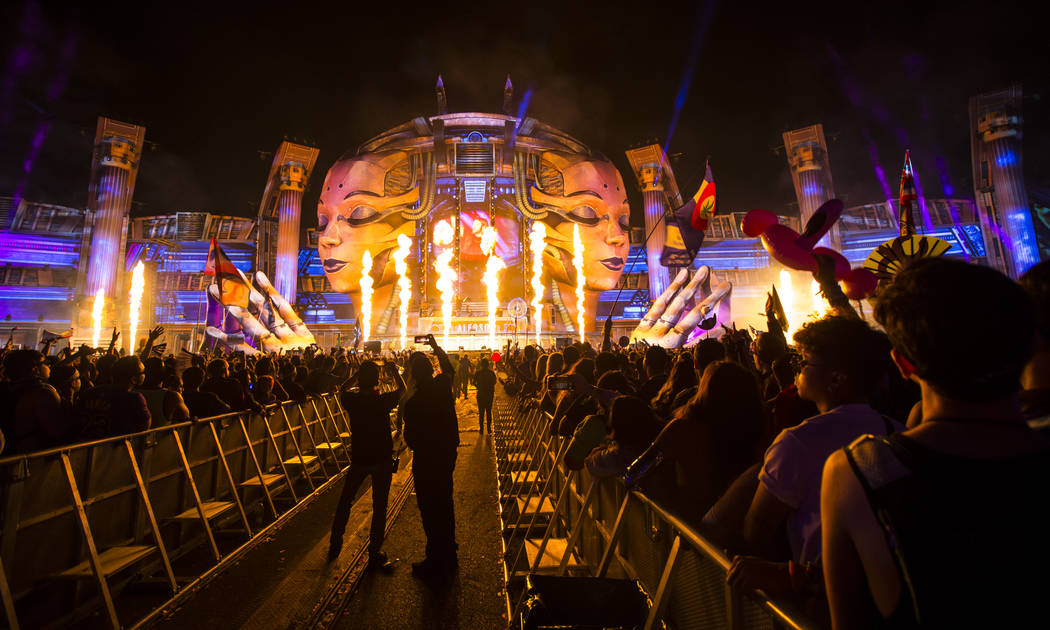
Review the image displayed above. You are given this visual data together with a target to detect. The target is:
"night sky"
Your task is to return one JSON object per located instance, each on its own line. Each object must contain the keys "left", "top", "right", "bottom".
{"left": 1, "top": 0, "right": 1046, "bottom": 230}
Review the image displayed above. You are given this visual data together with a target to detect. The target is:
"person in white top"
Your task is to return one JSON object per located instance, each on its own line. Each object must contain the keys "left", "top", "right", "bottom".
{"left": 727, "top": 316, "right": 902, "bottom": 597}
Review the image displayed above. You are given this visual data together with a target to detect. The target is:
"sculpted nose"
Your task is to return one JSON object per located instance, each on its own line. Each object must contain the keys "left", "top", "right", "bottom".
{"left": 319, "top": 223, "right": 340, "bottom": 249}
{"left": 606, "top": 220, "right": 626, "bottom": 247}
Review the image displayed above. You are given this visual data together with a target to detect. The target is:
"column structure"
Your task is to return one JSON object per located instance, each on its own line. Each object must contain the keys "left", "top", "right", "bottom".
{"left": 254, "top": 141, "right": 319, "bottom": 305}
{"left": 969, "top": 85, "right": 1036, "bottom": 278}
{"left": 625, "top": 145, "right": 683, "bottom": 302}
{"left": 783, "top": 125, "right": 840, "bottom": 250}
{"left": 275, "top": 163, "right": 307, "bottom": 302}
{"left": 82, "top": 118, "right": 146, "bottom": 300}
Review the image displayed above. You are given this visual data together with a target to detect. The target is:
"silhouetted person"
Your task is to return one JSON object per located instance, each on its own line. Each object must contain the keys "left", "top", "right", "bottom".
{"left": 474, "top": 357, "right": 497, "bottom": 433}
{"left": 0, "top": 349, "right": 65, "bottom": 453}
{"left": 181, "top": 367, "right": 230, "bottom": 418}
{"left": 76, "top": 356, "right": 151, "bottom": 438}
{"left": 328, "top": 361, "right": 405, "bottom": 571}
{"left": 403, "top": 334, "right": 460, "bottom": 577}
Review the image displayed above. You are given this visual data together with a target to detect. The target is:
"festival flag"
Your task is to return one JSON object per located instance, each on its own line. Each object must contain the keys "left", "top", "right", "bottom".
{"left": 769, "top": 285, "right": 789, "bottom": 332}
{"left": 40, "top": 328, "right": 74, "bottom": 341}
{"left": 899, "top": 151, "right": 917, "bottom": 238}
{"left": 204, "top": 237, "right": 252, "bottom": 308}
{"left": 661, "top": 162, "right": 716, "bottom": 266}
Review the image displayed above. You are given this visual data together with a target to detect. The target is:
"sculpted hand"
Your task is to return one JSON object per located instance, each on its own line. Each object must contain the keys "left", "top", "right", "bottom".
{"left": 206, "top": 271, "right": 316, "bottom": 354}
{"left": 630, "top": 266, "right": 732, "bottom": 348}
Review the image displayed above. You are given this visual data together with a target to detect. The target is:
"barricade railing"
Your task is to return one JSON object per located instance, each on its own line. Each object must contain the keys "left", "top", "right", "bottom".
{"left": 0, "top": 392, "right": 353, "bottom": 630}
{"left": 493, "top": 395, "right": 819, "bottom": 630}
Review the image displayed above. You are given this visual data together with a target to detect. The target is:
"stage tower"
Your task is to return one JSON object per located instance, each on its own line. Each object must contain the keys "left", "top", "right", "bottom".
{"left": 625, "top": 144, "right": 683, "bottom": 301}
{"left": 80, "top": 117, "right": 146, "bottom": 301}
{"left": 783, "top": 124, "right": 840, "bottom": 249}
{"left": 255, "top": 141, "right": 320, "bottom": 304}
{"left": 969, "top": 84, "right": 1036, "bottom": 278}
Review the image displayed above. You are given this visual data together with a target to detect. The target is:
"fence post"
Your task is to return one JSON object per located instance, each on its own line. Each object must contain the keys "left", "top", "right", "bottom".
{"left": 238, "top": 415, "right": 278, "bottom": 518}
{"left": 0, "top": 553, "right": 20, "bottom": 630}
{"left": 643, "top": 534, "right": 681, "bottom": 630}
{"left": 260, "top": 411, "right": 300, "bottom": 502}
{"left": 123, "top": 440, "right": 178, "bottom": 594}
{"left": 207, "top": 421, "right": 253, "bottom": 537}
{"left": 60, "top": 453, "right": 121, "bottom": 630}
{"left": 319, "top": 396, "right": 353, "bottom": 465}
{"left": 172, "top": 430, "right": 222, "bottom": 563}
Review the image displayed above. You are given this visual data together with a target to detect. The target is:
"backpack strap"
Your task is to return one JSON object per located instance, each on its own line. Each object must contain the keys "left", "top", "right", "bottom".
{"left": 843, "top": 435, "right": 922, "bottom": 624}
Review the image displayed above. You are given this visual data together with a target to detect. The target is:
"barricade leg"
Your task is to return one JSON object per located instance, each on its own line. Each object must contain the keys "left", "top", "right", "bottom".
{"left": 280, "top": 406, "right": 325, "bottom": 485}
{"left": 238, "top": 415, "right": 279, "bottom": 519}
{"left": 60, "top": 453, "right": 121, "bottom": 630}
{"left": 261, "top": 413, "right": 301, "bottom": 502}
{"left": 0, "top": 546, "right": 20, "bottom": 630}
{"left": 172, "top": 431, "right": 222, "bottom": 564}
{"left": 123, "top": 440, "right": 178, "bottom": 594}
{"left": 643, "top": 535, "right": 681, "bottom": 630}
{"left": 316, "top": 397, "right": 352, "bottom": 467}
{"left": 207, "top": 422, "right": 253, "bottom": 537}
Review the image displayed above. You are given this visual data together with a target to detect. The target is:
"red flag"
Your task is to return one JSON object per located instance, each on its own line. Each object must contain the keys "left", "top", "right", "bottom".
{"left": 204, "top": 238, "right": 240, "bottom": 276}
{"left": 205, "top": 238, "right": 252, "bottom": 308}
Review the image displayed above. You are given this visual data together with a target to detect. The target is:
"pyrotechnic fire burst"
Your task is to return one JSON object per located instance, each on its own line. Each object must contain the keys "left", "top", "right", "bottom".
{"left": 394, "top": 234, "right": 412, "bottom": 351}
{"left": 573, "top": 224, "right": 585, "bottom": 343}
{"left": 128, "top": 261, "right": 145, "bottom": 352}
{"left": 360, "top": 250, "right": 374, "bottom": 342}
{"left": 91, "top": 289, "right": 105, "bottom": 349}
{"left": 480, "top": 225, "right": 504, "bottom": 350}
{"left": 529, "top": 222, "right": 547, "bottom": 345}
{"left": 433, "top": 219, "right": 457, "bottom": 347}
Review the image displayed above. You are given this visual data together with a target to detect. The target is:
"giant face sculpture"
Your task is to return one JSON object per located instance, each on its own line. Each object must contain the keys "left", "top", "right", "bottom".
{"left": 316, "top": 151, "right": 416, "bottom": 293}
{"left": 529, "top": 152, "right": 630, "bottom": 292}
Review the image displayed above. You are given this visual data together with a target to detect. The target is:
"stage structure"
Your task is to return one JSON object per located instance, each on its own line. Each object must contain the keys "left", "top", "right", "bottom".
{"left": 969, "top": 84, "right": 1037, "bottom": 278}
{"left": 783, "top": 125, "right": 841, "bottom": 250}
{"left": 303, "top": 81, "right": 645, "bottom": 350}
{"left": 624, "top": 144, "right": 683, "bottom": 301}
{"left": 74, "top": 117, "right": 146, "bottom": 344}
{"left": 255, "top": 141, "right": 320, "bottom": 304}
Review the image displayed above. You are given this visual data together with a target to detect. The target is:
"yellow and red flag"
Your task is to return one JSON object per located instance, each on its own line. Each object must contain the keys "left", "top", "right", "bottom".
{"left": 661, "top": 161, "right": 716, "bottom": 266}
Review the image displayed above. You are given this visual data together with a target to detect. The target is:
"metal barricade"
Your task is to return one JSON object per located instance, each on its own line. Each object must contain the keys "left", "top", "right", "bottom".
{"left": 495, "top": 395, "right": 818, "bottom": 630}
{"left": 0, "top": 392, "right": 351, "bottom": 630}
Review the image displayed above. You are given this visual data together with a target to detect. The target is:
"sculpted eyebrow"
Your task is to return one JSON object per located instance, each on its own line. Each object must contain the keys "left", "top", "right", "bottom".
{"left": 566, "top": 190, "right": 603, "bottom": 198}
{"left": 343, "top": 190, "right": 381, "bottom": 200}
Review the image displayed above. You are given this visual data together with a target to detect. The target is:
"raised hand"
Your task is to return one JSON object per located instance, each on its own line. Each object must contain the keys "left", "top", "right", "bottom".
{"left": 630, "top": 266, "right": 732, "bottom": 349}
{"left": 147, "top": 326, "right": 164, "bottom": 341}
{"left": 206, "top": 271, "right": 317, "bottom": 354}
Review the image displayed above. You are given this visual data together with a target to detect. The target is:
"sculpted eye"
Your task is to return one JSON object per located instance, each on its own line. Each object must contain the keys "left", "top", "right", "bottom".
{"left": 318, "top": 216, "right": 329, "bottom": 231}
{"left": 346, "top": 205, "right": 380, "bottom": 226}
{"left": 567, "top": 205, "right": 600, "bottom": 226}
{"left": 618, "top": 216, "right": 630, "bottom": 232}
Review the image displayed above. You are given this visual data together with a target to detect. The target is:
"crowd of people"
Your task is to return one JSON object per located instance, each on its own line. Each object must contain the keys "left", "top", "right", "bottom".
{"left": 0, "top": 327, "right": 361, "bottom": 456}
{"left": 3, "top": 255, "right": 1050, "bottom": 626}
{"left": 498, "top": 257, "right": 1050, "bottom": 628}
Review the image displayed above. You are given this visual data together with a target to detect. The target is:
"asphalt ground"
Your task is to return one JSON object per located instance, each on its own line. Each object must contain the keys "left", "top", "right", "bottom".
{"left": 143, "top": 388, "right": 508, "bottom": 630}
{"left": 330, "top": 393, "right": 509, "bottom": 629}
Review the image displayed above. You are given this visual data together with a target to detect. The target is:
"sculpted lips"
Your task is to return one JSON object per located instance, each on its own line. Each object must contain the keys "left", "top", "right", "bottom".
{"left": 600, "top": 256, "right": 624, "bottom": 271}
{"left": 323, "top": 258, "right": 348, "bottom": 273}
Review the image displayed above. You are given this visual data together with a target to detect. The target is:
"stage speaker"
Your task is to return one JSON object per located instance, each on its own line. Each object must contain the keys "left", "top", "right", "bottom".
{"left": 363, "top": 340, "right": 382, "bottom": 354}
{"left": 555, "top": 337, "right": 571, "bottom": 349}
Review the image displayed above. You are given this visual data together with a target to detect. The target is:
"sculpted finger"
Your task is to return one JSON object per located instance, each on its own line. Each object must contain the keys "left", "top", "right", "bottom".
{"left": 652, "top": 267, "right": 710, "bottom": 336}
{"left": 255, "top": 271, "right": 314, "bottom": 342}
{"left": 675, "top": 281, "right": 733, "bottom": 333}
{"left": 640, "top": 268, "right": 689, "bottom": 328}
{"left": 205, "top": 326, "right": 259, "bottom": 354}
